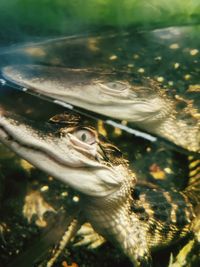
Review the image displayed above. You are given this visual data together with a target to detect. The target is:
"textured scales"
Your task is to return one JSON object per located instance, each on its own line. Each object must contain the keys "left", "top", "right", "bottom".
{"left": 0, "top": 112, "right": 199, "bottom": 267}
{"left": 2, "top": 65, "right": 200, "bottom": 153}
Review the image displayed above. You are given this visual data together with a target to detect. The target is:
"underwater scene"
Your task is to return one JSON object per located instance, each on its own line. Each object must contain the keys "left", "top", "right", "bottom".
{"left": 0, "top": 1, "right": 200, "bottom": 267}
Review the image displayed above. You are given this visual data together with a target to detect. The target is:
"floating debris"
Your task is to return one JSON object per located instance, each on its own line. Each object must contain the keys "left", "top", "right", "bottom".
{"left": 127, "top": 63, "right": 134, "bottom": 68}
{"left": 154, "top": 56, "right": 162, "bottom": 61}
{"left": 174, "top": 63, "right": 180, "bottom": 69}
{"left": 114, "top": 127, "right": 122, "bottom": 136}
{"left": 109, "top": 54, "right": 118, "bottom": 60}
{"left": 40, "top": 185, "right": 49, "bottom": 192}
{"left": 150, "top": 163, "right": 166, "bottom": 180}
{"left": 133, "top": 54, "right": 140, "bottom": 59}
{"left": 169, "top": 43, "right": 180, "bottom": 49}
{"left": 61, "top": 191, "right": 69, "bottom": 197}
{"left": 62, "top": 261, "right": 79, "bottom": 267}
{"left": 189, "top": 49, "right": 199, "bottom": 56}
{"left": 168, "top": 81, "right": 174, "bottom": 86}
{"left": 157, "top": 76, "right": 164, "bottom": 82}
{"left": 72, "top": 196, "right": 80, "bottom": 203}
{"left": 138, "top": 68, "right": 145, "bottom": 73}
{"left": 164, "top": 167, "right": 173, "bottom": 174}
{"left": 184, "top": 74, "right": 191, "bottom": 80}
{"left": 20, "top": 159, "right": 34, "bottom": 172}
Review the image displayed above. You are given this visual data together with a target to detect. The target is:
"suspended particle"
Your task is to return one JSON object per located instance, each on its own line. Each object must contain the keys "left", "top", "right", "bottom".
{"left": 155, "top": 56, "right": 162, "bottom": 61}
{"left": 48, "top": 176, "right": 54, "bottom": 181}
{"left": 127, "top": 63, "right": 134, "bottom": 68}
{"left": 168, "top": 81, "right": 174, "bottom": 86}
{"left": 157, "top": 77, "right": 164, "bottom": 82}
{"left": 164, "top": 167, "right": 173, "bottom": 174}
{"left": 61, "top": 191, "right": 68, "bottom": 197}
{"left": 72, "top": 196, "right": 80, "bottom": 202}
{"left": 169, "top": 43, "right": 180, "bottom": 49}
{"left": 133, "top": 54, "right": 140, "bottom": 59}
{"left": 146, "top": 147, "right": 151, "bottom": 152}
{"left": 40, "top": 185, "right": 49, "bottom": 192}
{"left": 114, "top": 127, "right": 122, "bottom": 136}
{"left": 138, "top": 68, "right": 145, "bottom": 73}
{"left": 109, "top": 54, "right": 118, "bottom": 60}
{"left": 190, "top": 49, "right": 199, "bottom": 56}
{"left": 174, "top": 63, "right": 180, "bottom": 69}
{"left": 184, "top": 74, "right": 191, "bottom": 80}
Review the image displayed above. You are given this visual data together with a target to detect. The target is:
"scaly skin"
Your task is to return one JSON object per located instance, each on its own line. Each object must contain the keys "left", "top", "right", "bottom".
{"left": 2, "top": 65, "right": 200, "bottom": 153}
{"left": 0, "top": 111, "right": 199, "bottom": 266}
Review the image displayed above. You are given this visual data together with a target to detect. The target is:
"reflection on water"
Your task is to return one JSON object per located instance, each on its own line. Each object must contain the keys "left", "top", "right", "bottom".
{"left": 0, "top": 26, "right": 199, "bottom": 94}
{"left": 0, "top": 26, "right": 199, "bottom": 267}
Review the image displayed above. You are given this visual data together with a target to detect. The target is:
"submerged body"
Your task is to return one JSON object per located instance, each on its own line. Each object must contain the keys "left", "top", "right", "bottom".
{"left": 2, "top": 65, "right": 200, "bottom": 153}
{"left": 0, "top": 111, "right": 199, "bottom": 266}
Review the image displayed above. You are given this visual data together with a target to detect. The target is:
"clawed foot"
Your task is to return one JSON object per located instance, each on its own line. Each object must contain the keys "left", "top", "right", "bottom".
{"left": 23, "top": 190, "right": 56, "bottom": 227}
{"left": 74, "top": 223, "right": 105, "bottom": 249}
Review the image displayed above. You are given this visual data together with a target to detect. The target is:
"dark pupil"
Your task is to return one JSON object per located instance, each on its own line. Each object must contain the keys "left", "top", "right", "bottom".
{"left": 108, "top": 82, "right": 123, "bottom": 91}
{"left": 81, "top": 133, "right": 87, "bottom": 142}
{"left": 109, "top": 82, "right": 117, "bottom": 89}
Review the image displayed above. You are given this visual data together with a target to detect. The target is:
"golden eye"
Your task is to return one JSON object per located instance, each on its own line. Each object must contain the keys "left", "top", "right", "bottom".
{"left": 73, "top": 129, "right": 96, "bottom": 145}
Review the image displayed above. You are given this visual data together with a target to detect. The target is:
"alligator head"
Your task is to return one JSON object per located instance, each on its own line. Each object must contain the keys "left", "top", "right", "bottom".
{"left": 0, "top": 109, "right": 199, "bottom": 266}
{"left": 0, "top": 110, "right": 134, "bottom": 197}
{"left": 0, "top": 110, "right": 155, "bottom": 266}
{"left": 2, "top": 65, "right": 200, "bottom": 153}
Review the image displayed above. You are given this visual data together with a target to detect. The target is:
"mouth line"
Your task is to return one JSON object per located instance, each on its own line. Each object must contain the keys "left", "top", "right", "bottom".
{"left": 0, "top": 123, "right": 86, "bottom": 170}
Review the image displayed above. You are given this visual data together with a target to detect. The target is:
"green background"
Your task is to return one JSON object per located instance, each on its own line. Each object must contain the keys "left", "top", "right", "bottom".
{"left": 0, "top": 0, "right": 200, "bottom": 44}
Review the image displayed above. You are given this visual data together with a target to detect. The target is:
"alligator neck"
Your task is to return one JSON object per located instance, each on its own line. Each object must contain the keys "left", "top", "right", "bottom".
{"left": 83, "top": 180, "right": 151, "bottom": 266}
{"left": 137, "top": 112, "right": 199, "bottom": 153}
{"left": 155, "top": 115, "right": 199, "bottom": 152}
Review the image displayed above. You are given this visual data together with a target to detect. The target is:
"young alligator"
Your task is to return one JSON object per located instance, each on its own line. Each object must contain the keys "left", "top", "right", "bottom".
{"left": 2, "top": 65, "right": 200, "bottom": 153}
{"left": 0, "top": 111, "right": 199, "bottom": 267}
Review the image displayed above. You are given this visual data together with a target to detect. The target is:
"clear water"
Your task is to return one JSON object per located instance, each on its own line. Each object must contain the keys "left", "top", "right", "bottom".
{"left": 0, "top": 19, "right": 199, "bottom": 267}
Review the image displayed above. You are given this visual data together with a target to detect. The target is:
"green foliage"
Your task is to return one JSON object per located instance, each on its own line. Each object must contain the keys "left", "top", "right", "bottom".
{"left": 0, "top": 0, "right": 199, "bottom": 44}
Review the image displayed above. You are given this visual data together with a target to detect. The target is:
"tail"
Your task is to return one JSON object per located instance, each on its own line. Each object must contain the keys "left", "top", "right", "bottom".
{"left": 184, "top": 156, "right": 200, "bottom": 205}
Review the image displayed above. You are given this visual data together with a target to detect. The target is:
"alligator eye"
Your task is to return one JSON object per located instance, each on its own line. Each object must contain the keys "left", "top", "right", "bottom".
{"left": 108, "top": 82, "right": 126, "bottom": 90}
{"left": 99, "top": 81, "right": 129, "bottom": 95}
{"left": 73, "top": 129, "right": 96, "bottom": 145}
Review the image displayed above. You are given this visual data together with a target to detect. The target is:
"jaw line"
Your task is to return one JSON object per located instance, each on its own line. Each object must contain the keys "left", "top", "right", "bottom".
{"left": 0, "top": 114, "right": 123, "bottom": 197}
{"left": 0, "top": 115, "right": 103, "bottom": 169}
{"left": 2, "top": 65, "right": 133, "bottom": 108}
